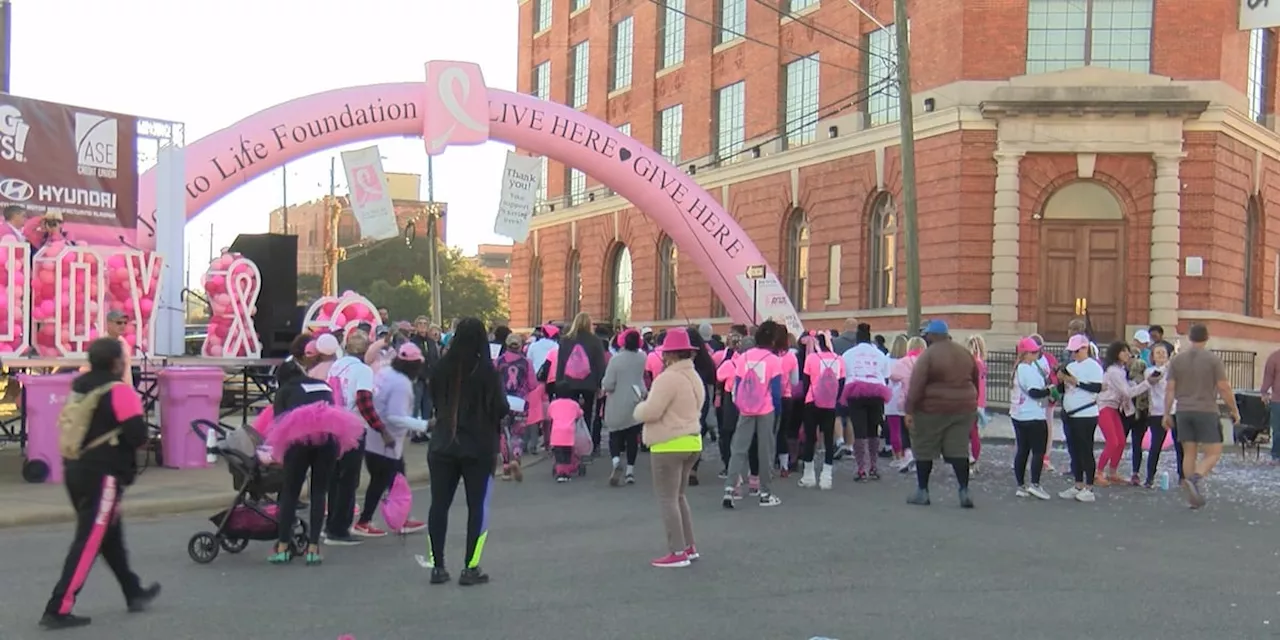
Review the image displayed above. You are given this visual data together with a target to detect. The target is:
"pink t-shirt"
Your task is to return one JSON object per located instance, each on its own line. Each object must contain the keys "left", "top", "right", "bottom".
{"left": 779, "top": 351, "right": 799, "bottom": 398}
{"left": 975, "top": 357, "right": 988, "bottom": 409}
{"left": 644, "top": 351, "right": 664, "bottom": 388}
{"left": 547, "top": 398, "right": 583, "bottom": 448}
{"left": 803, "top": 352, "right": 845, "bottom": 405}
{"left": 716, "top": 354, "right": 738, "bottom": 393}
{"left": 734, "top": 348, "right": 782, "bottom": 416}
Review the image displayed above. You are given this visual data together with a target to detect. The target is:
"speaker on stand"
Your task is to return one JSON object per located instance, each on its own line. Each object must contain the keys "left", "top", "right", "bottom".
{"left": 228, "top": 233, "right": 299, "bottom": 358}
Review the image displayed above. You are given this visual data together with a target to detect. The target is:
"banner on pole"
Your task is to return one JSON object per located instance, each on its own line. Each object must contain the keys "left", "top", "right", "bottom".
{"left": 492, "top": 151, "right": 542, "bottom": 243}
{"left": 340, "top": 146, "right": 399, "bottom": 241}
{"left": 1240, "top": 0, "right": 1280, "bottom": 29}
{"left": 736, "top": 272, "right": 804, "bottom": 338}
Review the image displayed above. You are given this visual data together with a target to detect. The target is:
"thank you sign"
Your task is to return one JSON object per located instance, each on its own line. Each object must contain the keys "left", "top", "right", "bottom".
{"left": 1241, "top": 0, "right": 1280, "bottom": 29}
{"left": 493, "top": 151, "right": 541, "bottom": 243}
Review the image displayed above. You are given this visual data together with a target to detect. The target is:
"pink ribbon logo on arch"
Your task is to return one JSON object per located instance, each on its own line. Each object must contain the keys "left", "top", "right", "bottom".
{"left": 423, "top": 60, "right": 490, "bottom": 155}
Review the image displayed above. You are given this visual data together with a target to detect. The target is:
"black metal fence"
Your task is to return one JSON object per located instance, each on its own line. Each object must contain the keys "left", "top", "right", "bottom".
{"left": 985, "top": 345, "right": 1257, "bottom": 408}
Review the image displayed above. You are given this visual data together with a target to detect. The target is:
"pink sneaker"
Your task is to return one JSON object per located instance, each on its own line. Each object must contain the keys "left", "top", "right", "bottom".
{"left": 397, "top": 519, "right": 426, "bottom": 534}
{"left": 651, "top": 552, "right": 691, "bottom": 568}
{"left": 684, "top": 545, "right": 700, "bottom": 561}
{"left": 352, "top": 522, "right": 387, "bottom": 538}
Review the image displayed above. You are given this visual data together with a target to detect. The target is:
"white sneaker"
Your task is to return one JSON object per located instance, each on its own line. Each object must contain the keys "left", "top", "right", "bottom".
{"left": 798, "top": 466, "right": 816, "bottom": 488}
{"left": 1058, "top": 487, "right": 1080, "bottom": 500}
{"left": 1075, "top": 488, "right": 1097, "bottom": 503}
{"left": 1027, "top": 485, "right": 1051, "bottom": 500}
{"left": 818, "top": 467, "right": 833, "bottom": 491}
{"left": 1015, "top": 486, "right": 1030, "bottom": 498}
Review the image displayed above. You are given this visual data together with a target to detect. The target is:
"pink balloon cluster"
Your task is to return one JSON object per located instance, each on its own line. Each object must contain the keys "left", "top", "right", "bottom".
{"left": 201, "top": 251, "right": 261, "bottom": 358}
{"left": 113, "top": 251, "right": 162, "bottom": 354}
{"left": 0, "top": 244, "right": 30, "bottom": 355}
{"left": 29, "top": 243, "right": 105, "bottom": 357}
{"left": 307, "top": 290, "right": 378, "bottom": 332}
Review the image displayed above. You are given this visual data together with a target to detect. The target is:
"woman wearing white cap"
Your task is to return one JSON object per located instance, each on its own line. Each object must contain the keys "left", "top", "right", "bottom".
{"left": 307, "top": 334, "right": 341, "bottom": 380}
{"left": 1057, "top": 334, "right": 1104, "bottom": 503}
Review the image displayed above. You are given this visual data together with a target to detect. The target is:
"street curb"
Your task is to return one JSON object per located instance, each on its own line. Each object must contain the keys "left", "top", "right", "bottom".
{"left": 0, "top": 454, "right": 549, "bottom": 530}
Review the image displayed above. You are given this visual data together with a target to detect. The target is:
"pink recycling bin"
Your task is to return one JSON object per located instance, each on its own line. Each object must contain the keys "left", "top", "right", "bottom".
{"left": 18, "top": 373, "right": 76, "bottom": 484}
{"left": 158, "top": 367, "right": 225, "bottom": 469}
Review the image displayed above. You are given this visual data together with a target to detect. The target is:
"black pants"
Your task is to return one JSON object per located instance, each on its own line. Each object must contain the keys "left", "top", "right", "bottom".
{"left": 608, "top": 425, "right": 641, "bottom": 466}
{"left": 326, "top": 436, "right": 365, "bottom": 537}
{"left": 718, "top": 394, "right": 739, "bottom": 469}
{"left": 1011, "top": 418, "right": 1049, "bottom": 486}
{"left": 280, "top": 440, "right": 338, "bottom": 545}
{"left": 802, "top": 405, "right": 837, "bottom": 464}
{"left": 1064, "top": 415, "right": 1098, "bottom": 485}
{"left": 426, "top": 452, "right": 493, "bottom": 570}
{"left": 1126, "top": 410, "right": 1149, "bottom": 475}
{"left": 359, "top": 452, "right": 405, "bottom": 525}
{"left": 45, "top": 467, "right": 143, "bottom": 616}
{"left": 776, "top": 398, "right": 802, "bottom": 464}
{"left": 847, "top": 397, "right": 884, "bottom": 439}
{"left": 1144, "top": 415, "right": 1169, "bottom": 484}
{"left": 1170, "top": 416, "right": 1186, "bottom": 481}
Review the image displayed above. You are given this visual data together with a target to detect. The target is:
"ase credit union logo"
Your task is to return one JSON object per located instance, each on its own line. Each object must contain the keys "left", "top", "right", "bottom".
{"left": 0, "top": 104, "right": 30, "bottom": 163}
{"left": 74, "top": 112, "right": 118, "bottom": 178}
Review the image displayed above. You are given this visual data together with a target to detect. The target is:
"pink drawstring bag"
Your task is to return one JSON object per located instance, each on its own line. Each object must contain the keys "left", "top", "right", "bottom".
{"left": 1142, "top": 428, "right": 1175, "bottom": 451}
{"left": 381, "top": 473, "right": 413, "bottom": 532}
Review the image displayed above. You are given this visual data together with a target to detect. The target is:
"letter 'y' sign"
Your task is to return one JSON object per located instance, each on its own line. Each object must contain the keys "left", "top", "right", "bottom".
{"left": 424, "top": 61, "right": 490, "bottom": 155}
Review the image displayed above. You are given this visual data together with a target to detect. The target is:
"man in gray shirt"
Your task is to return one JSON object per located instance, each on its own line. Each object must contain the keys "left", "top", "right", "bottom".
{"left": 1162, "top": 323, "right": 1240, "bottom": 509}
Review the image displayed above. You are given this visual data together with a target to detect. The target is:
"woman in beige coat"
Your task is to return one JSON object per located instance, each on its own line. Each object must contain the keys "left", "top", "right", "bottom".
{"left": 633, "top": 329, "right": 705, "bottom": 569}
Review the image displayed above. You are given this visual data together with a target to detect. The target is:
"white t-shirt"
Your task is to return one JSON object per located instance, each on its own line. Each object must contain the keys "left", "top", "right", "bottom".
{"left": 1145, "top": 364, "right": 1172, "bottom": 416}
{"left": 842, "top": 343, "right": 890, "bottom": 386}
{"left": 1010, "top": 362, "right": 1049, "bottom": 422}
{"left": 1062, "top": 357, "right": 1104, "bottom": 418}
{"left": 885, "top": 357, "right": 905, "bottom": 416}
{"left": 326, "top": 355, "right": 375, "bottom": 412}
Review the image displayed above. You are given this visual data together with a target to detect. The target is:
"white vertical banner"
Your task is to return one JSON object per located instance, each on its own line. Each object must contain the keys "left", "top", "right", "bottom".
{"left": 492, "top": 152, "right": 542, "bottom": 243}
{"left": 1241, "top": 0, "right": 1280, "bottom": 29}
{"left": 736, "top": 273, "right": 805, "bottom": 338}
{"left": 340, "top": 146, "right": 399, "bottom": 241}
{"left": 154, "top": 144, "right": 185, "bottom": 356}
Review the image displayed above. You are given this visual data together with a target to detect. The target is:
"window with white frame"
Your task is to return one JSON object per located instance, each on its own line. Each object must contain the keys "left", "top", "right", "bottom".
{"left": 786, "top": 0, "right": 819, "bottom": 12}
{"left": 617, "top": 122, "right": 631, "bottom": 137}
{"left": 572, "top": 0, "right": 589, "bottom": 11}
{"left": 1248, "top": 29, "right": 1274, "bottom": 125}
{"left": 717, "top": 0, "right": 746, "bottom": 45}
{"left": 1025, "top": 0, "right": 1153, "bottom": 75}
{"left": 532, "top": 61, "right": 551, "bottom": 100}
{"left": 536, "top": 157, "right": 548, "bottom": 204}
{"left": 568, "top": 168, "right": 587, "bottom": 205}
{"left": 570, "top": 41, "right": 590, "bottom": 108}
{"left": 610, "top": 17, "right": 634, "bottom": 91}
{"left": 716, "top": 81, "right": 745, "bottom": 162}
{"left": 658, "top": 104, "right": 683, "bottom": 164}
{"left": 868, "top": 192, "right": 897, "bottom": 308}
{"left": 534, "top": 0, "right": 552, "bottom": 33}
{"left": 660, "top": 0, "right": 686, "bottom": 69}
{"left": 784, "top": 55, "right": 819, "bottom": 148}
{"left": 867, "top": 24, "right": 899, "bottom": 127}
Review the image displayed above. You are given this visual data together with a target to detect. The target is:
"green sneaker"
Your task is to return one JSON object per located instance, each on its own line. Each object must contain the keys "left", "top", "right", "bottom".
{"left": 305, "top": 552, "right": 323, "bottom": 566}
{"left": 267, "top": 550, "right": 292, "bottom": 565}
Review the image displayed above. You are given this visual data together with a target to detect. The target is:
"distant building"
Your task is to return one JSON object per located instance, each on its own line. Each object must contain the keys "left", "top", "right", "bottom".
{"left": 267, "top": 172, "right": 446, "bottom": 275}
{"left": 473, "top": 243, "right": 514, "bottom": 296}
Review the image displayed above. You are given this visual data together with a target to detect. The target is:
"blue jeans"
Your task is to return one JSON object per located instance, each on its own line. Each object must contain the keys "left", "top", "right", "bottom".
{"left": 1270, "top": 402, "right": 1280, "bottom": 460}
{"left": 414, "top": 380, "right": 433, "bottom": 420}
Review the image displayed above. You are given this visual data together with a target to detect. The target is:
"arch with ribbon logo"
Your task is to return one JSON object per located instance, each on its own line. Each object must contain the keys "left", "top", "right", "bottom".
{"left": 137, "top": 61, "right": 800, "bottom": 331}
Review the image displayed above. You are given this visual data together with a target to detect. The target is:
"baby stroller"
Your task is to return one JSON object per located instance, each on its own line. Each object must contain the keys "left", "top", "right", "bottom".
{"left": 552, "top": 416, "right": 593, "bottom": 480}
{"left": 186, "top": 419, "right": 308, "bottom": 564}
{"left": 500, "top": 396, "right": 528, "bottom": 481}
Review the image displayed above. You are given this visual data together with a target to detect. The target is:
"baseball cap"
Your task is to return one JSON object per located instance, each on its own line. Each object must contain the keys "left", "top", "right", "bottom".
{"left": 396, "top": 342, "right": 424, "bottom": 361}
{"left": 1016, "top": 337, "right": 1040, "bottom": 353}
{"left": 315, "top": 334, "right": 340, "bottom": 356}
{"left": 505, "top": 333, "right": 522, "bottom": 347}
{"left": 641, "top": 326, "right": 654, "bottom": 335}
{"left": 1132, "top": 329, "right": 1151, "bottom": 345}
{"left": 1066, "top": 334, "right": 1091, "bottom": 353}
{"left": 923, "top": 319, "right": 949, "bottom": 335}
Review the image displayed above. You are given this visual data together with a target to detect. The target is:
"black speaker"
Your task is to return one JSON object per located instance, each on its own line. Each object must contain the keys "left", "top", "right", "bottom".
{"left": 229, "top": 233, "right": 298, "bottom": 358}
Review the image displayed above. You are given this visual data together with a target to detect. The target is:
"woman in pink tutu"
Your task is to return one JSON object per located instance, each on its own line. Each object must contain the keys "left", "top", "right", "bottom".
{"left": 264, "top": 358, "right": 366, "bottom": 566}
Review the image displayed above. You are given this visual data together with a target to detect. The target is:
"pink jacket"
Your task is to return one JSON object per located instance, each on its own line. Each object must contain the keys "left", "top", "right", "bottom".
{"left": 890, "top": 351, "right": 922, "bottom": 386}
{"left": 974, "top": 357, "right": 987, "bottom": 409}
{"left": 1099, "top": 363, "right": 1150, "bottom": 416}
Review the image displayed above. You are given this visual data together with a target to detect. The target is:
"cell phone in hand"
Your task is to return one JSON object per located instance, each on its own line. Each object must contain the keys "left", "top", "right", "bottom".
{"left": 632, "top": 384, "right": 646, "bottom": 400}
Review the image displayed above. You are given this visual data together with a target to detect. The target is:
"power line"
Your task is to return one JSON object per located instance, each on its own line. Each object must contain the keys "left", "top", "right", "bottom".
{"left": 751, "top": 0, "right": 892, "bottom": 59}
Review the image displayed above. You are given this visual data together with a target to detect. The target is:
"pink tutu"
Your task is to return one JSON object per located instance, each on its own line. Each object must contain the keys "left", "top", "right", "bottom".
{"left": 265, "top": 402, "right": 366, "bottom": 456}
{"left": 841, "top": 380, "right": 892, "bottom": 404}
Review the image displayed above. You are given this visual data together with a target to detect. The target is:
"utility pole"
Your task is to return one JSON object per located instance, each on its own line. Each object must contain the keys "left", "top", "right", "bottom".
{"left": 893, "top": 0, "right": 922, "bottom": 335}
{"left": 322, "top": 157, "right": 340, "bottom": 296}
{"left": 281, "top": 165, "right": 290, "bottom": 234}
{"left": 0, "top": 1, "right": 12, "bottom": 93}
{"left": 426, "top": 155, "right": 442, "bottom": 324}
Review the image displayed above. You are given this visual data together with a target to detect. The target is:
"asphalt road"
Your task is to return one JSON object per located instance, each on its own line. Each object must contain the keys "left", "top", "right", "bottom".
{"left": 1, "top": 444, "right": 1278, "bottom": 640}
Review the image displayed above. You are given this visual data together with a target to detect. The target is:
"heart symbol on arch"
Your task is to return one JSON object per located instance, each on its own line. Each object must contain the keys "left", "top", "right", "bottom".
{"left": 618, "top": 147, "right": 632, "bottom": 162}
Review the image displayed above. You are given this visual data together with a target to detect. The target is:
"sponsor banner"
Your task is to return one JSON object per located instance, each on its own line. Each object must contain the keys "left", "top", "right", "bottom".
{"left": 492, "top": 151, "right": 541, "bottom": 242}
{"left": 1241, "top": 0, "right": 1280, "bottom": 29}
{"left": 736, "top": 273, "right": 805, "bottom": 338}
{"left": 339, "top": 146, "right": 399, "bottom": 241}
{"left": 0, "top": 95, "right": 139, "bottom": 248}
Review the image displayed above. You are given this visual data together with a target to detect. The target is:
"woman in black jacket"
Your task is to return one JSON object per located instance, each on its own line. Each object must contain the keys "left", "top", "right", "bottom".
{"left": 421, "top": 317, "right": 509, "bottom": 586}
{"left": 684, "top": 326, "right": 718, "bottom": 486}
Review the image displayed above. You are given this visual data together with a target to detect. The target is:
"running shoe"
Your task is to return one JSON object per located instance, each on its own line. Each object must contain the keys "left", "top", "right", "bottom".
{"left": 722, "top": 489, "right": 736, "bottom": 509}
{"left": 625, "top": 473, "right": 636, "bottom": 485}
{"left": 798, "top": 467, "right": 817, "bottom": 488}
{"left": 126, "top": 583, "right": 162, "bottom": 613}
{"left": 958, "top": 488, "right": 974, "bottom": 509}
{"left": 1129, "top": 474, "right": 1141, "bottom": 486}
{"left": 323, "top": 533, "right": 362, "bottom": 546}
{"left": 429, "top": 567, "right": 451, "bottom": 584}
{"left": 459, "top": 567, "right": 491, "bottom": 585}
{"left": 758, "top": 493, "right": 782, "bottom": 507}
{"left": 651, "top": 552, "right": 691, "bottom": 568}
{"left": 1058, "top": 486, "right": 1081, "bottom": 500}
{"left": 868, "top": 469, "right": 881, "bottom": 481}
{"left": 818, "top": 467, "right": 833, "bottom": 490}
{"left": 39, "top": 614, "right": 92, "bottom": 630}
{"left": 1075, "top": 488, "right": 1097, "bottom": 503}
{"left": 716, "top": 469, "right": 729, "bottom": 480}
{"left": 352, "top": 522, "right": 387, "bottom": 538}
{"left": 609, "top": 464, "right": 624, "bottom": 487}
{"left": 684, "top": 545, "right": 700, "bottom": 561}
{"left": 1015, "top": 486, "right": 1031, "bottom": 498}
{"left": 398, "top": 519, "right": 427, "bottom": 535}
{"left": 1027, "top": 485, "right": 1051, "bottom": 500}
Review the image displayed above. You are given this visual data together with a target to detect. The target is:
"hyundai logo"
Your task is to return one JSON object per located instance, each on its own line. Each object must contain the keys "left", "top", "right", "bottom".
{"left": 0, "top": 177, "right": 33, "bottom": 202}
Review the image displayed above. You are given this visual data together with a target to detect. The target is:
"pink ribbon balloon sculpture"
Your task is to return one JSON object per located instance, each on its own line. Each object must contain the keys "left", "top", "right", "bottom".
{"left": 0, "top": 242, "right": 30, "bottom": 355}
{"left": 302, "top": 290, "right": 381, "bottom": 334}
{"left": 201, "top": 251, "right": 262, "bottom": 358}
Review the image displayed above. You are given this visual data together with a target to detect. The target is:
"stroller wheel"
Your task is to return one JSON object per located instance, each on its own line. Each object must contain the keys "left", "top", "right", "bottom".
{"left": 188, "top": 532, "right": 219, "bottom": 564}
{"left": 290, "top": 520, "right": 310, "bottom": 557}
{"left": 577, "top": 465, "right": 587, "bottom": 477}
{"left": 220, "top": 537, "right": 249, "bottom": 554}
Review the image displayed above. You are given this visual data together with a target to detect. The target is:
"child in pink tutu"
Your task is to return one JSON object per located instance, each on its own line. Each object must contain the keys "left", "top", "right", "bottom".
{"left": 548, "top": 398, "right": 584, "bottom": 481}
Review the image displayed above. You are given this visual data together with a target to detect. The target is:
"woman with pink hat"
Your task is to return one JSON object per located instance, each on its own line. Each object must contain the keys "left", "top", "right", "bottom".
{"left": 1009, "top": 337, "right": 1052, "bottom": 500}
{"left": 632, "top": 328, "right": 705, "bottom": 568}
{"left": 1057, "top": 334, "right": 1105, "bottom": 503}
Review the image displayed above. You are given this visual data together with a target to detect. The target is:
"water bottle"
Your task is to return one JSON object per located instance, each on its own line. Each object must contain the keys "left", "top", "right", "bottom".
{"left": 1159, "top": 471, "right": 1170, "bottom": 491}
{"left": 205, "top": 428, "right": 218, "bottom": 464}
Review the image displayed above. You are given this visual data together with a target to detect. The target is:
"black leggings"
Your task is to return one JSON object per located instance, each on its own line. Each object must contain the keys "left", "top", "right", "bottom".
{"left": 608, "top": 425, "right": 641, "bottom": 465}
{"left": 358, "top": 452, "right": 404, "bottom": 525}
{"left": 1064, "top": 415, "right": 1098, "bottom": 485}
{"left": 325, "top": 438, "right": 365, "bottom": 537}
{"left": 1126, "top": 410, "right": 1149, "bottom": 476}
{"left": 1011, "top": 418, "right": 1048, "bottom": 486}
{"left": 847, "top": 397, "right": 884, "bottom": 439}
{"left": 426, "top": 452, "right": 493, "bottom": 570}
{"left": 801, "top": 405, "right": 836, "bottom": 464}
{"left": 718, "top": 394, "right": 738, "bottom": 469}
{"left": 278, "top": 440, "right": 338, "bottom": 545}
{"left": 1143, "top": 415, "right": 1169, "bottom": 484}
{"left": 1171, "top": 417, "right": 1185, "bottom": 480}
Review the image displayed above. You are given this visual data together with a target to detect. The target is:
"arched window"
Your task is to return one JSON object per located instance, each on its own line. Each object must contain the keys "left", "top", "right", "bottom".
{"left": 565, "top": 251, "right": 582, "bottom": 319}
{"left": 869, "top": 192, "right": 897, "bottom": 308}
{"left": 1246, "top": 196, "right": 1261, "bottom": 316}
{"left": 784, "top": 209, "right": 810, "bottom": 312}
{"left": 657, "top": 235, "right": 678, "bottom": 320}
{"left": 610, "top": 244, "right": 633, "bottom": 326}
{"left": 711, "top": 297, "right": 726, "bottom": 318}
{"left": 528, "top": 257, "right": 544, "bottom": 327}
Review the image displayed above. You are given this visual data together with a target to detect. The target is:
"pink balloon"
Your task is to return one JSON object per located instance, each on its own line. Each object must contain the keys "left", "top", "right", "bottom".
{"left": 110, "top": 267, "right": 129, "bottom": 284}
{"left": 106, "top": 254, "right": 126, "bottom": 269}
{"left": 38, "top": 268, "right": 53, "bottom": 285}
{"left": 38, "top": 300, "right": 54, "bottom": 316}
{"left": 139, "top": 298, "right": 154, "bottom": 315}
{"left": 333, "top": 313, "right": 348, "bottom": 327}
{"left": 206, "top": 275, "right": 225, "bottom": 293}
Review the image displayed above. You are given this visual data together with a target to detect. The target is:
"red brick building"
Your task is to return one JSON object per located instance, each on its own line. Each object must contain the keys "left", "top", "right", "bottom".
{"left": 508, "top": 0, "right": 1280, "bottom": 370}
{"left": 474, "top": 243, "right": 514, "bottom": 295}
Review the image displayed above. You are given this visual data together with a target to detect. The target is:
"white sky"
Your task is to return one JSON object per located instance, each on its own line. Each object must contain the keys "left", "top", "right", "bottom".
{"left": 11, "top": 0, "right": 518, "bottom": 283}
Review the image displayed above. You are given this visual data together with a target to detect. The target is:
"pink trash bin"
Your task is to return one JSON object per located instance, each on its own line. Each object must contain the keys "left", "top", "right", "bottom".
{"left": 18, "top": 373, "right": 76, "bottom": 484}
{"left": 158, "top": 367, "right": 225, "bottom": 469}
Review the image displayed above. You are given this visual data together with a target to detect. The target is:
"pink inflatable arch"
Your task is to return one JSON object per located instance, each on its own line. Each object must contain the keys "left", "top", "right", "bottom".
{"left": 138, "top": 75, "right": 794, "bottom": 325}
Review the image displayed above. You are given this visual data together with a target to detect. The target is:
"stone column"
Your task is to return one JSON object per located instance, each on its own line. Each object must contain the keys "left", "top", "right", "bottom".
{"left": 1149, "top": 152, "right": 1184, "bottom": 329}
{"left": 990, "top": 150, "right": 1025, "bottom": 334}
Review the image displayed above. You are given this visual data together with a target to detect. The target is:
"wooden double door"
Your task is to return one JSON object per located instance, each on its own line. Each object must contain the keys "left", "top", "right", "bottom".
{"left": 1038, "top": 222, "right": 1125, "bottom": 342}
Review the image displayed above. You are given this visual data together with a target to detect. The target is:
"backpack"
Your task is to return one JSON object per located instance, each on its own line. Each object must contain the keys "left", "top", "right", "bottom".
{"left": 734, "top": 356, "right": 769, "bottom": 413}
{"left": 812, "top": 358, "right": 841, "bottom": 409}
{"left": 58, "top": 382, "right": 123, "bottom": 460}
{"left": 561, "top": 343, "right": 591, "bottom": 381}
{"left": 501, "top": 355, "right": 530, "bottom": 395}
